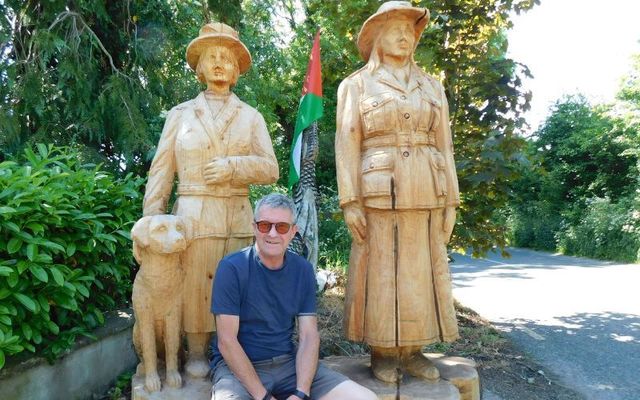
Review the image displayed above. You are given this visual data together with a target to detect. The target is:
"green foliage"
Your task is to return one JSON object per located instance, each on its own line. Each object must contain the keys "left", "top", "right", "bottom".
{"left": 0, "top": 0, "right": 204, "bottom": 174}
{"left": 2, "top": 0, "right": 542, "bottom": 258}
{"left": 300, "top": 0, "right": 538, "bottom": 255}
{"left": 316, "top": 188, "right": 351, "bottom": 271}
{"left": 556, "top": 197, "right": 640, "bottom": 263}
{"left": 508, "top": 89, "right": 640, "bottom": 261}
{"left": 0, "top": 144, "right": 143, "bottom": 366}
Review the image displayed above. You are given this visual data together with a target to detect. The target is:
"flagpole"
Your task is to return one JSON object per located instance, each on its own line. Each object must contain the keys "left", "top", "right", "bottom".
{"left": 288, "top": 31, "right": 322, "bottom": 270}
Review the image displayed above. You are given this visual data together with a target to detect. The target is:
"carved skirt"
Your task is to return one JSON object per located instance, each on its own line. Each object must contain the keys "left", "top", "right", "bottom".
{"left": 344, "top": 209, "right": 459, "bottom": 347}
{"left": 181, "top": 236, "right": 252, "bottom": 333}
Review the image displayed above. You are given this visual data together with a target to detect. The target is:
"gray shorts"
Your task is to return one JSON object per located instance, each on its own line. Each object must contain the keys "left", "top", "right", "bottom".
{"left": 211, "top": 354, "right": 348, "bottom": 400}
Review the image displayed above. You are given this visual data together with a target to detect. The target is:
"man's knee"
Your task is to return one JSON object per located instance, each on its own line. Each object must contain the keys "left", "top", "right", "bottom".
{"left": 211, "top": 363, "right": 252, "bottom": 400}
{"left": 318, "top": 380, "right": 377, "bottom": 400}
{"left": 211, "top": 377, "right": 252, "bottom": 400}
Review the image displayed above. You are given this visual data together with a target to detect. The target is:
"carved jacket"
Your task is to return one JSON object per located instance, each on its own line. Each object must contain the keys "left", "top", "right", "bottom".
{"left": 143, "top": 92, "right": 278, "bottom": 238}
{"left": 335, "top": 64, "right": 460, "bottom": 210}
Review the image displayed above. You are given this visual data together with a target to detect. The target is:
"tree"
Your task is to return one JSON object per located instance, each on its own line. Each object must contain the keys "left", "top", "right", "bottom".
{"left": 297, "top": 0, "right": 538, "bottom": 254}
{"left": 536, "top": 96, "right": 637, "bottom": 205}
{"left": 508, "top": 93, "right": 639, "bottom": 259}
{"left": 0, "top": 0, "right": 206, "bottom": 174}
{"left": 1, "top": 0, "right": 540, "bottom": 255}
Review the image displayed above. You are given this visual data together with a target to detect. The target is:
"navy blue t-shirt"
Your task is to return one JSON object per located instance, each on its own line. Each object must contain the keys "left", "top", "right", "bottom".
{"left": 210, "top": 245, "right": 317, "bottom": 366}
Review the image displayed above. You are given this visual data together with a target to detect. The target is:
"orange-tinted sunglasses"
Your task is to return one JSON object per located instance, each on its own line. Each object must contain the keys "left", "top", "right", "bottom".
{"left": 254, "top": 220, "right": 293, "bottom": 234}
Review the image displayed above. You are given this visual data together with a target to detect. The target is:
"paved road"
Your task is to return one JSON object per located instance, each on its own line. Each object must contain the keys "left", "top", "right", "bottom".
{"left": 450, "top": 248, "right": 640, "bottom": 400}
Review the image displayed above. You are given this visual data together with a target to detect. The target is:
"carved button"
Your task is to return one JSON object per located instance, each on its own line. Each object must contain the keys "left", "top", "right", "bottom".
{"left": 372, "top": 101, "right": 378, "bottom": 107}
{"left": 369, "top": 163, "right": 374, "bottom": 169}
{"left": 403, "top": 151, "right": 410, "bottom": 157}
{"left": 404, "top": 113, "right": 410, "bottom": 119}
{"left": 401, "top": 95, "right": 407, "bottom": 100}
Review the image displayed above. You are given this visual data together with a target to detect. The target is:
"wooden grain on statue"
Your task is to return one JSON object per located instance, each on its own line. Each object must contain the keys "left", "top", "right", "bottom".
{"left": 335, "top": 1, "right": 463, "bottom": 383}
{"left": 132, "top": 21, "right": 278, "bottom": 395}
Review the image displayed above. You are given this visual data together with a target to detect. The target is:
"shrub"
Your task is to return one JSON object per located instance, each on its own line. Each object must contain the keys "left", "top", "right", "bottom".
{"left": 0, "top": 144, "right": 143, "bottom": 368}
{"left": 507, "top": 200, "right": 562, "bottom": 251}
{"left": 316, "top": 187, "right": 351, "bottom": 271}
{"left": 556, "top": 196, "right": 640, "bottom": 262}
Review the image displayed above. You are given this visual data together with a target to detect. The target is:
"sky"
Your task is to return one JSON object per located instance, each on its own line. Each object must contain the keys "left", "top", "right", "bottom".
{"left": 506, "top": 0, "right": 640, "bottom": 133}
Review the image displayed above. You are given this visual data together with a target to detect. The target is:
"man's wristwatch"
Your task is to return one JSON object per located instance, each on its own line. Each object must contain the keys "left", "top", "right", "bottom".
{"left": 293, "top": 389, "right": 311, "bottom": 400}
{"left": 261, "top": 390, "right": 272, "bottom": 400}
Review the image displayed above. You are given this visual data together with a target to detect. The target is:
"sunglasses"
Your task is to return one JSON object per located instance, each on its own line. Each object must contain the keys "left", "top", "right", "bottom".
{"left": 254, "top": 220, "right": 293, "bottom": 234}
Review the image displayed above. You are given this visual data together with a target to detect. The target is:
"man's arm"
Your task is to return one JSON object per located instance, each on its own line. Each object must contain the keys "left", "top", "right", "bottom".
{"left": 216, "top": 314, "right": 274, "bottom": 400}
{"left": 289, "top": 315, "right": 320, "bottom": 399}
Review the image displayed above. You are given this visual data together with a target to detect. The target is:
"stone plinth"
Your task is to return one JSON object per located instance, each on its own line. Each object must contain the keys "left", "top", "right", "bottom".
{"left": 323, "top": 354, "right": 480, "bottom": 400}
{"left": 131, "top": 353, "right": 479, "bottom": 400}
{"left": 132, "top": 366, "right": 210, "bottom": 400}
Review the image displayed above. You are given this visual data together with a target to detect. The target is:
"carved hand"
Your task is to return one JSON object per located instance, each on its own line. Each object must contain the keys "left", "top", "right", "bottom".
{"left": 343, "top": 203, "right": 367, "bottom": 244}
{"left": 442, "top": 206, "right": 456, "bottom": 244}
{"left": 203, "top": 157, "right": 232, "bottom": 184}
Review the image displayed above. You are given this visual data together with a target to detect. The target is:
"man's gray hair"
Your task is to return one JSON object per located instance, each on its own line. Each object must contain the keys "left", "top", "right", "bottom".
{"left": 254, "top": 193, "right": 296, "bottom": 222}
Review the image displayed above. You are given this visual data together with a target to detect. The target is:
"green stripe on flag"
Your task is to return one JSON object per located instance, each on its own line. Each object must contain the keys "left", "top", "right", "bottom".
{"left": 289, "top": 93, "right": 323, "bottom": 189}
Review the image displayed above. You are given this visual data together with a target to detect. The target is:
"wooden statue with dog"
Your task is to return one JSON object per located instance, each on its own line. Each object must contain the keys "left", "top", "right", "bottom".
{"left": 131, "top": 22, "right": 278, "bottom": 394}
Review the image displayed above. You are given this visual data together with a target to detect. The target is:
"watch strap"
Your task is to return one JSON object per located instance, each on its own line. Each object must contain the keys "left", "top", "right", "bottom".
{"left": 293, "top": 389, "right": 311, "bottom": 400}
{"left": 261, "top": 390, "right": 272, "bottom": 400}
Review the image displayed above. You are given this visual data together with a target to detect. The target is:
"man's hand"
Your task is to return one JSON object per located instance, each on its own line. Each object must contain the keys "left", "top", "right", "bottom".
{"left": 442, "top": 206, "right": 456, "bottom": 244}
{"left": 343, "top": 203, "right": 366, "bottom": 244}
{"left": 203, "top": 157, "right": 232, "bottom": 184}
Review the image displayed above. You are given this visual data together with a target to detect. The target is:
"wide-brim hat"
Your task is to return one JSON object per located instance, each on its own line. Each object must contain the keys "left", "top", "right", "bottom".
{"left": 186, "top": 22, "right": 252, "bottom": 75}
{"left": 357, "top": 1, "right": 430, "bottom": 62}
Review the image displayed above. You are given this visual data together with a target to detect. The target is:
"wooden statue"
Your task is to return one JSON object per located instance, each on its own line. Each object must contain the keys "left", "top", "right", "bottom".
{"left": 142, "top": 22, "right": 279, "bottom": 379}
{"left": 131, "top": 215, "right": 192, "bottom": 392}
{"left": 335, "top": 1, "right": 460, "bottom": 383}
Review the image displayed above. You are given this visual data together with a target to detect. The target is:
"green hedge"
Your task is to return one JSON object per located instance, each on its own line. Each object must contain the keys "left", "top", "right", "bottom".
{"left": 557, "top": 197, "right": 640, "bottom": 263}
{"left": 0, "top": 144, "right": 143, "bottom": 368}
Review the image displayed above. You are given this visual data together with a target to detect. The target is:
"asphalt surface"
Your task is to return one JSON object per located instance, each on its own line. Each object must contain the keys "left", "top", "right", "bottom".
{"left": 450, "top": 248, "right": 640, "bottom": 400}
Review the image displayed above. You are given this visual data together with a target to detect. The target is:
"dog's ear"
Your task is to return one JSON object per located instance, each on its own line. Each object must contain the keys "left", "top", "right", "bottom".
{"left": 180, "top": 216, "right": 196, "bottom": 243}
{"left": 131, "top": 216, "right": 152, "bottom": 264}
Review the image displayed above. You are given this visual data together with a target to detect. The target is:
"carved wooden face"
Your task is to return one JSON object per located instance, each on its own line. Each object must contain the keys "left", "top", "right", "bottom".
{"left": 197, "top": 46, "right": 239, "bottom": 88}
{"left": 378, "top": 17, "right": 415, "bottom": 60}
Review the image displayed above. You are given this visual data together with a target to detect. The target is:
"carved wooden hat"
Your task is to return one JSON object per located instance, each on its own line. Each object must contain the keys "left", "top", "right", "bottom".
{"left": 357, "top": 1, "right": 430, "bottom": 62}
{"left": 186, "top": 22, "right": 252, "bottom": 74}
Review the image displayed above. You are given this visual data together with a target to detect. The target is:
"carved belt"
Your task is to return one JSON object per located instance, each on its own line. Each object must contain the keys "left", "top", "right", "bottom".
{"left": 176, "top": 184, "right": 249, "bottom": 197}
{"left": 363, "top": 132, "right": 436, "bottom": 148}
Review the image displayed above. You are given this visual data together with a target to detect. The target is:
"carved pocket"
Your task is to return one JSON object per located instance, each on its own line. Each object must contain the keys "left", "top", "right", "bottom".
{"left": 361, "top": 151, "right": 394, "bottom": 200}
{"left": 419, "top": 96, "right": 441, "bottom": 133}
{"left": 429, "top": 149, "right": 447, "bottom": 197}
{"left": 360, "top": 93, "right": 396, "bottom": 135}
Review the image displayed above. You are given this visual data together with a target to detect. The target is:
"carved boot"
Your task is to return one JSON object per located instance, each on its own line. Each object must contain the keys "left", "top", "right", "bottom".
{"left": 401, "top": 346, "right": 440, "bottom": 382}
{"left": 185, "top": 332, "right": 211, "bottom": 378}
{"left": 371, "top": 346, "right": 402, "bottom": 383}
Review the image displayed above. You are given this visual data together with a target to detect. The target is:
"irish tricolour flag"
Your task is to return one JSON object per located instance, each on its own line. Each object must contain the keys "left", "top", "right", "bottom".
{"left": 288, "top": 31, "right": 322, "bottom": 190}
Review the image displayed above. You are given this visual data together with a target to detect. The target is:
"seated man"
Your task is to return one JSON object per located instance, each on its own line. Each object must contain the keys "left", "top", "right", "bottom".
{"left": 210, "top": 193, "right": 376, "bottom": 400}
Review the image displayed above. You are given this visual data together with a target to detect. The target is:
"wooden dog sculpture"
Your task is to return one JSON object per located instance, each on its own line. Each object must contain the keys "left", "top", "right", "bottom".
{"left": 131, "top": 215, "right": 192, "bottom": 393}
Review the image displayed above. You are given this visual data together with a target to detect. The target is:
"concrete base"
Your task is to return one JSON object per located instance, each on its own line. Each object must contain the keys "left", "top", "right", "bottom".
{"left": 131, "top": 354, "right": 479, "bottom": 400}
{"left": 323, "top": 354, "right": 480, "bottom": 400}
{"left": 0, "top": 309, "right": 137, "bottom": 400}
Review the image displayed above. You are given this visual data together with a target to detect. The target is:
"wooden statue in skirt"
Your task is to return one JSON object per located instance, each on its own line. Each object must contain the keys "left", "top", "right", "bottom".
{"left": 335, "top": 1, "right": 460, "bottom": 383}
{"left": 142, "top": 23, "right": 278, "bottom": 378}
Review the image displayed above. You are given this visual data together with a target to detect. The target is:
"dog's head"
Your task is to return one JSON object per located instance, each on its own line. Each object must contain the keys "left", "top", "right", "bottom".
{"left": 131, "top": 215, "right": 193, "bottom": 264}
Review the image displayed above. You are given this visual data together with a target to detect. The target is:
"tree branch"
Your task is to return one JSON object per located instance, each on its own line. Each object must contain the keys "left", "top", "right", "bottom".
{"left": 48, "top": 11, "right": 132, "bottom": 82}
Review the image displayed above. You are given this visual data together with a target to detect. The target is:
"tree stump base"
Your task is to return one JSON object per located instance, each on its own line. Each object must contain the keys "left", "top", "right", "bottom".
{"left": 323, "top": 353, "right": 480, "bottom": 400}
{"left": 131, "top": 363, "right": 210, "bottom": 400}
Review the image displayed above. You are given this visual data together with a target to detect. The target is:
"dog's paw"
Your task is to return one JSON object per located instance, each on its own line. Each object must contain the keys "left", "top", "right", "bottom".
{"left": 166, "top": 369, "right": 182, "bottom": 388}
{"left": 145, "top": 372, "right": 162, "bottom": 393}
